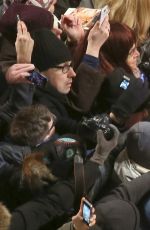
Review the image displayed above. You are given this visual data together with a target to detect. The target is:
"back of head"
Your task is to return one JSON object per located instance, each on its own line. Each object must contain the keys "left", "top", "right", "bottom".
{"left": 0, "top": 3, "right": 54, "bottom": 44}
{"left": 93, "top": 199, "right": 140, "bottom": 230}
{"left": 10, "top": 104, "right": 55, "bottom": 146}
{"left": 31, "top": 28, "right": 71, "bottom": 72}
{"left": 126, "top": 121, "right": 150, "bottom": 169}
{"left": 93, "top": 0, "right": 136, "bottom": 28}
{"left": 93, "top": 0, "right": 150, "bottom": 45}
{"left": 136, "top": 0, "right": 150, "bottom": 44}
{"left": 100, "top": 21, "right": 136, "bottom": 74}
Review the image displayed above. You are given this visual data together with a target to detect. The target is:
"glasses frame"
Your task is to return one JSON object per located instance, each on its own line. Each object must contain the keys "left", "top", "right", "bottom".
{"left": 48, "top": 115, "right": 57, "bottom": 132}
{"left": 53, "top": 63, "right": 73, "bottom": 74}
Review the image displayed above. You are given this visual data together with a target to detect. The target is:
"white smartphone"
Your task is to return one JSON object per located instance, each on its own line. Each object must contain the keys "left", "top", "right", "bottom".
{"left": 99, "top": 5, "right": 110, "bottom": 26}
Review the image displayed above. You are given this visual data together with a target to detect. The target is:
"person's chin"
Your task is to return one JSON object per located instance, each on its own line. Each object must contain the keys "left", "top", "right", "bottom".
{"left": 59, "top": 88, "right": 70, "bottom": 94}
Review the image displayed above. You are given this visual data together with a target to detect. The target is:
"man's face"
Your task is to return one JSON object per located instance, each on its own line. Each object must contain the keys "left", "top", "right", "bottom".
{"left": 41, "top": 61, "right": 76, "bottom": 94}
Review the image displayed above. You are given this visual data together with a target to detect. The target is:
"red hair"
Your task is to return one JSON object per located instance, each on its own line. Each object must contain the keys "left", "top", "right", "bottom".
{"left": 99, "top": 21, "right": 136, "bottom": 74}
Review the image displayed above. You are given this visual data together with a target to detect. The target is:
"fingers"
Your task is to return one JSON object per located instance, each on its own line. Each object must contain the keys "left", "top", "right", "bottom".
{"left": 10, "top": 63, "right": 35, "bottom": 72}
{"left": 79, "top": 197, "right": 85, "bottom": 216}
{"left": 89, "top": 214, "right": 96, "bottom": 227}
{"left": 17, "top": 20, "right": 28, "bottom": 34}
{"left": 109, "top": 124, "right": 120, "bottom": 142}
{"left": 5, "top": 64, "right": 35, "bottom": 84}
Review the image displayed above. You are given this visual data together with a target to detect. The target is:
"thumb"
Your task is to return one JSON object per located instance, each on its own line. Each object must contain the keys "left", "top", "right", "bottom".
{"left": 96, "top": 129, "right": 106, "bottom": 144}
{"left": 109, "top": 124, "right": 120, "bottom": 142}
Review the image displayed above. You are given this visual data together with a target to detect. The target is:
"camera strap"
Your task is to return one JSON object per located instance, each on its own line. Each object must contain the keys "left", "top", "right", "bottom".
{"left": 74, "top": 155, "right": 86, "bottom": 210}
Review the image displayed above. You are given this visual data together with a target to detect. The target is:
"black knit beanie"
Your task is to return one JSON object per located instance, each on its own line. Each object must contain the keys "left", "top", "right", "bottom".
{"left": 31, "top": 29, "right": 71, "bottom": 72}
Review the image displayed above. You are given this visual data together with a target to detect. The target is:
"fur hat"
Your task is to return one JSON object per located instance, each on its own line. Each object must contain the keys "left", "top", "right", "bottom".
{"left": 31, "top": 28, "right": 71, "bottom": 72}
{"left": 0, "top": 203, "right": 11, "bottom": 230}
{"left": 126, "top": 121, "right": 150, "bottom": 169}
{"left": 0, "top": 3, "right": 54, "bottom": 44}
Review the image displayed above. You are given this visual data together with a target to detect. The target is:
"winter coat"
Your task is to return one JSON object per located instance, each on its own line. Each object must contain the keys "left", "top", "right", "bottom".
{"left": 71, "top": 67, "right": 150, "bottom": 129}
{"left": 33, "top": 62, "right": 104, "bottom": 135}
{"left": 10, "top": 172, "right": 150, "bottom": 230}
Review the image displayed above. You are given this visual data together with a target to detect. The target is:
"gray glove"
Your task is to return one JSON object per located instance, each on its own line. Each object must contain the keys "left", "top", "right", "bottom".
{"left": 90, "top": 124, "right": 120, "bottom": 165}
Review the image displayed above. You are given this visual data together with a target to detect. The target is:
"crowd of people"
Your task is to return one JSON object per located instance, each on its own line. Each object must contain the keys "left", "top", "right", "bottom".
{"left": 0, "top": 0, "right": 150, "bottom": 230}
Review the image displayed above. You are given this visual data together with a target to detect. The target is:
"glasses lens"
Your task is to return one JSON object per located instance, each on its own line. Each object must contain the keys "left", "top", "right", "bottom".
{"left": 62, "top": 65, "right": 70, "bottom": 74}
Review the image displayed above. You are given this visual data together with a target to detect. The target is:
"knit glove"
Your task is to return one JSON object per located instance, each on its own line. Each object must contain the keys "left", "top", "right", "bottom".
{"left": 90, "top": 124, "right": 120, "bottom": 165}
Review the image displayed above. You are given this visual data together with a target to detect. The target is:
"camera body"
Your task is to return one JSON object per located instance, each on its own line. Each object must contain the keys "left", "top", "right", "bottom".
{"left": 139, "top": 61, "right": 150, "bottom": 78}
{"left": 81, "top": 114, "right": 114, "bottom": 141}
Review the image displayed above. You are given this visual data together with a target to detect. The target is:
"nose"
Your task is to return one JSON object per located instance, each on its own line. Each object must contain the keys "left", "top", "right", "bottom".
{"left": 68, "top": 67, "right": 76, "bottom": 78}
{"left": 134, "top": 48, "right": 140, "bottom": 58}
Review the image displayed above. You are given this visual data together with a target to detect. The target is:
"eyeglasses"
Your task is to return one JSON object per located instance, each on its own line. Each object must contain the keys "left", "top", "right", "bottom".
{"left": 48, "top": 115, "right": 57, "bottom": 132}
{"left": 53, "top": 63, "right": 73, "bottom": 74}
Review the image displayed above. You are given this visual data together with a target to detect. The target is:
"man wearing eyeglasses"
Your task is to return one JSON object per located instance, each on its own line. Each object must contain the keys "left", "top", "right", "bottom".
{"left": 31, "top": 28, "right": 76, "bottom": 126}
{"left": 31, "top": 19, "right": 110, "bottom": 136}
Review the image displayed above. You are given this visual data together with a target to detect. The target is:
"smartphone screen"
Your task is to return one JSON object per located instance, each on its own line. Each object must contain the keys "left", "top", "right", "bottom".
{"left": 99, "top": 5, "right": 110, "bottom": 25}
{"left": 27, "top": 71, "right": 47, "bottom": 87}
{"left": 82, "top": 199, "right": 92, "bottom": 225}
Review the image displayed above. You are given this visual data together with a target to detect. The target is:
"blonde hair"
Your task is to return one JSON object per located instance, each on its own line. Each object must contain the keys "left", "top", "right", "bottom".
{"left": 92, "top": 0, "right": 150, "bottom": 45}
{"left": 136, "top": 0, "right": 150, "bottom": 44}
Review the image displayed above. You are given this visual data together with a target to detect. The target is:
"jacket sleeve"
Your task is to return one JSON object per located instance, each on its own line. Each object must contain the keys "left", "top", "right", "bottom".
{"left": 10, "top": 180, "right": 75, "bottom": 230}
{"left": 0, "top": 71, "right": 8, "bottom": 96}
{"left": 57, "top": 221, "right": 74, "bottom": 230}
{"left": 100, "top": 172, "right": 150, "bottom": 204}
{"left": 68, "top": 62, "right": 105, "bottom": 113}
{"left": 0, "top": 83, "right": 34, "bottom": 123}
{"left": 111, "top": 77, "right": 150, "bottom": 120}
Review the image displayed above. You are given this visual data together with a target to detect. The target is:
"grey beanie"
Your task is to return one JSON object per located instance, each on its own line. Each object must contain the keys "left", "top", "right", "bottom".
{"left": 126, "top": 121, "right": 150, "bottom": 169}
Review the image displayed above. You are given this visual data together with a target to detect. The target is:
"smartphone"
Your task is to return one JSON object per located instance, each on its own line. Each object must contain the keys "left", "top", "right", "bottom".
{"left": 99, "top": 5, "right": 110, "bottom": 26}
{"left": 82, "top": 199, "right": 93, "bottom": 225}
{"left": 27, "top": 71, "right": 47, "bottom": 87}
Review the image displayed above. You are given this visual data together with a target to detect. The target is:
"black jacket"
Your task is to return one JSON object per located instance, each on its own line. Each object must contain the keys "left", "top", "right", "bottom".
{"left": 9, "top": 172, "right": 150, "bottom": 230}
{"left": 33, "top": 81, "right": 79, "bottom": 135}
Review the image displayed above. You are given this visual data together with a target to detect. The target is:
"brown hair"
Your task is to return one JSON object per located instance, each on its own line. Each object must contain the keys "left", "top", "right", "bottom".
{"left": 99, "top": 22, "right": 136, "bottom": 74}
{"left": 10, "top": 104, "right": 55, "bottom": 146}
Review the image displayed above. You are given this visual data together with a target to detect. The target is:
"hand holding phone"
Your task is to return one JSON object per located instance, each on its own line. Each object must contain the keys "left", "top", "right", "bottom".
{"left": 99, "top": 5, "right": 110, "bottom": 26}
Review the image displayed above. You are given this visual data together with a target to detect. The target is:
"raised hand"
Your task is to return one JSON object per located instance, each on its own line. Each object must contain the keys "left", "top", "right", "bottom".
{"left": 15, "top": 20, "right": 34, "bottom": 63}
{"left": 5, "top": 63, "right": 35, "bottom": 84}
{"left": 72, "top": 197, "right": 96, "bottom": 230}
{"left": 86, "top": 16, "right": 110, "bottom": 57}
{"left": 61, "top": 14, "right": 85, "bottom": 44}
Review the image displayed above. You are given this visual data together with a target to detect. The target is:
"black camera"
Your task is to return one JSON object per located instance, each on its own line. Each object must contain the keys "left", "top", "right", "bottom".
{"left": 139, "top": 61, "right": 150, "bottom": 78}
{"left": 81, "top": 114, "right": 114, "bottom": 141}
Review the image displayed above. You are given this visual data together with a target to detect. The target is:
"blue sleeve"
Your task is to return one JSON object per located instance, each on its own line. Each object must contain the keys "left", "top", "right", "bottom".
{"left": 82, "top": 54, "right": 100, "bottom": 69}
